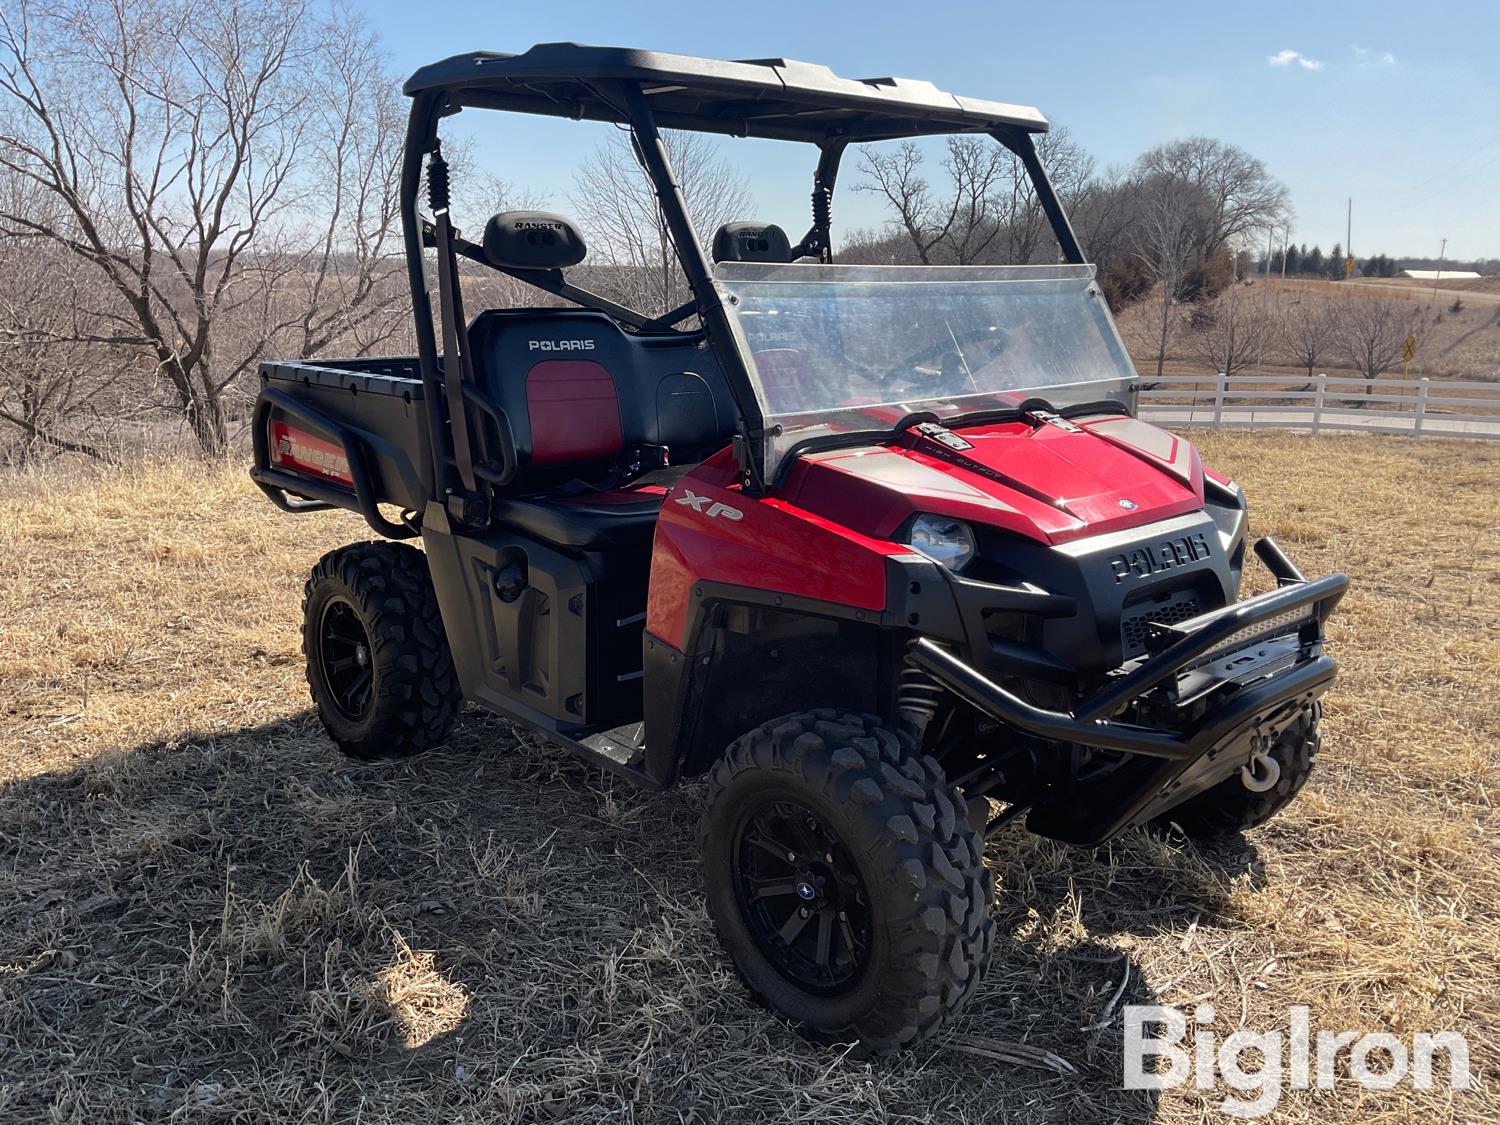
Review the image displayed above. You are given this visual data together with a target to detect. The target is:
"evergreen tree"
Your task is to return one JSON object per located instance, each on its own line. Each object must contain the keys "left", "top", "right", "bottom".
{"left": 1285, "top": 244, "right": 1301, "bottom": 275}
{"left": 1328, "top": 242, "right": 1344, "bottom": 280}
{"left": 1307, "top": 245, "right": 1325, "bottom": 276}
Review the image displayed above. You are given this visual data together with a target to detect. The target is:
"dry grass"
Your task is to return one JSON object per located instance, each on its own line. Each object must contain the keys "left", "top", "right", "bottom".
{"left": 1119, "top": 276, "right": 1500, "bottom": 384}
{"left": 0, "top": 435, "right": 1496, "bottom": 1123}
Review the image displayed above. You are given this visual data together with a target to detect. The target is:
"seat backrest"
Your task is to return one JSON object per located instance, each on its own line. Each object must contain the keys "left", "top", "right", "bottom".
{"left": 466, "top": 308, "right": 738, "bottom": 489}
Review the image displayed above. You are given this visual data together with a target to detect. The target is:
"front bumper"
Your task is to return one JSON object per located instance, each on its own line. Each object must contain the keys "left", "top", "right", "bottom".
{"left": 909, "top": 539, "right": 1348, "bottom": 844}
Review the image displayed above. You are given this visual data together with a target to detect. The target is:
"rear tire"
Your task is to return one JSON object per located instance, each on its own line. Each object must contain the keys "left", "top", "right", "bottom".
{"left": 302, "top": 541, "right": 461, "bottom": 760}
{"left": 701, "top": 711, "right": 994, "bottom": 1055}
{"left": 1161, "top": 705, "right": 1322, "bottom": 838}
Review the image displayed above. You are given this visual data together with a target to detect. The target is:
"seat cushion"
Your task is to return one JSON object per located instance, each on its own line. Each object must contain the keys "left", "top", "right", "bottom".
{"left": 526, "top": 360, "right": 622, "bottom": 465}
{"left": 491, "top": 486, "right": 668, "bottom": 550}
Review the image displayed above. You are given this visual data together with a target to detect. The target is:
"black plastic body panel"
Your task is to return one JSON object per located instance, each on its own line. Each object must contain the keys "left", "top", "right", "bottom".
{"left": 953, "top": 511, "right": 1238, "bottom": 700}
{"left": 421, "top": 501, "right": 651, "bottom": 739}
{"left": 257, "top": 359, "right": 432, "bottom": 512}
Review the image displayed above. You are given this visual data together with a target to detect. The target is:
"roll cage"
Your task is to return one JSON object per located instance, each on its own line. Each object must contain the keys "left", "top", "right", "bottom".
{"left": 398, "top": 43, "right": 1087, "bottom": 507}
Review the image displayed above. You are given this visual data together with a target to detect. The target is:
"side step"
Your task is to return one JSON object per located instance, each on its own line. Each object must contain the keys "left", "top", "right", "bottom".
{"left": 571, "top": 722, "right": 660, "bottom": 790}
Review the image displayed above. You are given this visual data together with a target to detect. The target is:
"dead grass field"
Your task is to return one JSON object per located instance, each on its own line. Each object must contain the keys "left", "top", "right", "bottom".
{"left": 1119, "top": 276, "right": 1500, "bottom": 384}
{"left": 1, "top": 433, "right": 1496, "bottom": 1123}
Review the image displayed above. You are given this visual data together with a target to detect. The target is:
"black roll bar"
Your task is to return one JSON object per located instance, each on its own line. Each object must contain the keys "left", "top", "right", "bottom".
{"left": 400, "top": 93, "right": 453, "bottom": 501}
{"left": 397, "top": 83, "right": 1096, "bottom": 506}
{"left": 613, "top": 80, "right": 771, "bottom": 492}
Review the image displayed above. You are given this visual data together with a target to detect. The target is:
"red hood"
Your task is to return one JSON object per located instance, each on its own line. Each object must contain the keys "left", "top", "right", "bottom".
{"left": 777, "top": 413, "right": 1205, "bottom": 546}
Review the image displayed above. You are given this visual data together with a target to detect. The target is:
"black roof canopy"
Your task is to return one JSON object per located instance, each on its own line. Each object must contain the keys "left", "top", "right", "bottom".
{"left": 403, "top": 43, "right": 1049, "bottom": 143}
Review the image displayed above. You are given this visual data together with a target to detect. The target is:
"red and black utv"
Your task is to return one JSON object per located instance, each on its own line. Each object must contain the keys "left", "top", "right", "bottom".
{"left": 250, "top": 45, "right": 1347, "bottom": 1054}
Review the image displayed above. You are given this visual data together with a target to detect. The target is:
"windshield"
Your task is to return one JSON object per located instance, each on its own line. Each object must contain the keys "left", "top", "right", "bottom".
{"left": 716, "top": 263, "right": 1139, "bottom": 478}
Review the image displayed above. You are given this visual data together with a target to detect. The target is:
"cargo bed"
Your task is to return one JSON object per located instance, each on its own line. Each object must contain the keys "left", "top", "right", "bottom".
{"left": 251, "top": 358, "right": 437, "bottom": 538}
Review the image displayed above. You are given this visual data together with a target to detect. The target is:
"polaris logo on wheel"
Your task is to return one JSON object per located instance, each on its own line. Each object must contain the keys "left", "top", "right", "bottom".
{"left": 1108, "top": 531, "right": 1212, "bottom": 583}
{"left": 528, "top": 339, "right": 596, "bottom": 351}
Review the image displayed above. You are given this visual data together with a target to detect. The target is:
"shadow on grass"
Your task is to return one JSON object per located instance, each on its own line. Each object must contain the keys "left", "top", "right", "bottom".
{"left": 0, "top": 709, "right": 1272, "bottom": 1120}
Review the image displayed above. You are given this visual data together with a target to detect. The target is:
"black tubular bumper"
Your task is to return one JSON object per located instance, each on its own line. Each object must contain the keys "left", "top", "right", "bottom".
{"left": 909, "top": 538, "right": 1349, "bottom": 844}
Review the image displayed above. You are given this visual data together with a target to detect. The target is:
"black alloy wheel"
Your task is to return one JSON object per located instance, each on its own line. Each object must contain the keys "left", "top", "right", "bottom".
{"left": 316, "top": 597, "right": 375, "bottom": 721}
{"left": 733, "top": 798, "right": 873, "bottom": 993}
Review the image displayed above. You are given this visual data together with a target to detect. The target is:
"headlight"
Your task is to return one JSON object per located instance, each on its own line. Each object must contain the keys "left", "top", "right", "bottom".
{"left": 908, "top": 514, "right": 977, "bottom": 571}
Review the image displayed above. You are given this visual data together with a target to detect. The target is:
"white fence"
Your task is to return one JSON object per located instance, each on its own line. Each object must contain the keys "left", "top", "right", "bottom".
{"left": 1137, "top": 374, "right": 1500, "bottom": 441}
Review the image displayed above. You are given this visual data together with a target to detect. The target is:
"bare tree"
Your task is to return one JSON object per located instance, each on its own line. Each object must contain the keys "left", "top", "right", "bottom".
{"left": 0, "top": 0, "right": 357, "bottom": 454}
{"left": 1196, "top": 286, "right": 1275, "bottom": 376}
{"left": 1136, "top": 137, "right": 1290, "bottom": 261}
{"left": 854, "top": 129, "right": 1093, "bottom": 266}
{"left": 571, "top": 130, "right": 750, "bottom": 315}
{"left": 1281, "top": 295, "right": 1336, "bottom": 380}
{"left": 854, "top": 137, "right": 1009, "bottom": 265}
{"left": 1130, "top": 174, "right": 1203, "bottom": 378}
{"left": 999, "top": 127, "right": 1094, "bottom": 265}
{"left": 0, "top": 236, "right": 119, "bottom": 459}
{"left": 1337, "top": 296, "right": 1411, "bottom": 397}
{"left": 280, "top": 12, "right": 407, "bottom": 360}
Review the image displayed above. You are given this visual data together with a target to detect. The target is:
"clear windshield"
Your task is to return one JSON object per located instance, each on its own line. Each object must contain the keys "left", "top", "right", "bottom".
{"left": 716, "top": 263, "right": 1139, "bottom": 477}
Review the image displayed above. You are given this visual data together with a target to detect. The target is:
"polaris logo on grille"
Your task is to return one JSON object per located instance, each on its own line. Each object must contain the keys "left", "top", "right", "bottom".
{"left": 529, "top": 339, "right": 596, "bottom": 351}
{"left": 1108, "top": 531, "right": 1212, "bottom": 583}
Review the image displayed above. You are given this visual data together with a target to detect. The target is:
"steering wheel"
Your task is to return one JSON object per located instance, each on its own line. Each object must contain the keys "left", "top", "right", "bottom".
{"left": 872, "top": 325, "right": 1010, "bottom": 398}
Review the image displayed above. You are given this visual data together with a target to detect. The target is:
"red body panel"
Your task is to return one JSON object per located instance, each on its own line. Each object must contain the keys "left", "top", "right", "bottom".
{"left": 526, "top": 360, "right": 622, "bottom": 464}
{"left": 269, "top": 420, "right": 354, "bottom": 486}
{"left": 647, "top": 450, "right": 909, "bottom": 648}
{"left": 646, "top": 415, "right": 1211, "bottom": 647}
{"left": 781, "top": 414, "right": 1203, "bottom": 546}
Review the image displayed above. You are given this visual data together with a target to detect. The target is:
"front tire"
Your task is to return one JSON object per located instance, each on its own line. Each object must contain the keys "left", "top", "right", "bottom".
{"left": 302, "top": 541, "right": 461, "bottom": 760}
{"left": 701, "top": 711, "right": 994, "bottom": 1055}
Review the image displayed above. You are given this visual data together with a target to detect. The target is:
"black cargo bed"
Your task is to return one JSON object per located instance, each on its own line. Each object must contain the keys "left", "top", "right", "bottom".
{"left": 251, "top": 358, "right": 436, "bottom": 539}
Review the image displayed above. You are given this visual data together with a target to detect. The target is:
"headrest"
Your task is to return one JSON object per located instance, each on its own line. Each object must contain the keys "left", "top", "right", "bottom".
{"left": 482, "top": 211, "right": 587, "bottom": 270}
{"left": 713, "top": 222, "right": 793, "bottom": 264}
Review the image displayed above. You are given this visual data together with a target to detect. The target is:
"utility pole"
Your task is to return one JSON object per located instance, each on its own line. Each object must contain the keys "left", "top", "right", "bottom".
{"left": 1434, "top": 237, "right": 1448, "bottom": 295}
{"left": 1259, "top": 225, "right": 1273, "bottom": 373}
{"left": 1281, "top": 221, "right": 1290, "bottom": 280}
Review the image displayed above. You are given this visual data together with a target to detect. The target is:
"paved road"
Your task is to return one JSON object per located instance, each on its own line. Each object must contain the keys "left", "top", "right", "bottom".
{"left": 1141, "top": 406, "right": 1500, "bottom": 440}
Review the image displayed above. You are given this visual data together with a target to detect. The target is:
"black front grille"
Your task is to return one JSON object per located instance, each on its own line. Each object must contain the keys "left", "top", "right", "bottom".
{"left": 1120, "top": 589, "right": 1202, "bottom": 656}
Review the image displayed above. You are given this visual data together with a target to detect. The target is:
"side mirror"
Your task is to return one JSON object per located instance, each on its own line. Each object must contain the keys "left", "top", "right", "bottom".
{"left": 482, "top": 211, "right": 587, "bottom": 270}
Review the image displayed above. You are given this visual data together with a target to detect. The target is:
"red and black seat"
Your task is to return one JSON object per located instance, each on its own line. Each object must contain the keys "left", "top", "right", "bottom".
{"left": 464, "top": 307, "right": 736, "bottom": 548}
{"left": 462, "top": 212, "right": 738, "bottom": 549}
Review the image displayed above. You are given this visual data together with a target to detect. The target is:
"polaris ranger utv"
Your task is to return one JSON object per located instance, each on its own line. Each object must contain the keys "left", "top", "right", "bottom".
{"left": 250, "top": 44, "right": 1347, "bottom": 1054}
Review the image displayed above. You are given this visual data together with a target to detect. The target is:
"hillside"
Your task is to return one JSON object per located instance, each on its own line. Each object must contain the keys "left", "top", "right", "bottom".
{"left": 1119, "top": 276, "right": 1500, "bottom": 383}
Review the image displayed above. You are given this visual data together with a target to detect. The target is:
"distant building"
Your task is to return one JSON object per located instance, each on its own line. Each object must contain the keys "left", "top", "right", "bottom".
{"left": 1400, "top": 269, "right": 1482, "bottom": 280}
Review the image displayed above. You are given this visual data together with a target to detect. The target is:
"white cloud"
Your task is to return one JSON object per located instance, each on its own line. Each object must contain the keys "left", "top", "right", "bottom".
{"left": 1352, "top": 45, "right": 1398, "bottom": 67}
{"left": 1268, "top": 49, "right": 1325, "bottom": 71}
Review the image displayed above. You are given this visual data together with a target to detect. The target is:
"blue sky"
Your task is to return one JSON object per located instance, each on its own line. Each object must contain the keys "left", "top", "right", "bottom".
{"left": 360, "top": 0, "right": 1499, "bottom": 260}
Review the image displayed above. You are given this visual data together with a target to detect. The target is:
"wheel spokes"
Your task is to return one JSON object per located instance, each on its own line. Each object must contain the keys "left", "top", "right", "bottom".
{"left": 777, "top": 907, "right": 814, "bottom": 945}
{"left": 319, "top": 598, "right": 375, "bottom": 720}
{"left": 813, "top": 909, "right": 833, "bottom": 969}
{"left": 746, "top": 829, "right": 800, "bottom": 863}
{"left": 748, "top": 878, "right": 800, "bottom": 900}
{"left": 736, "top": 795, "right": 873, "bottom": 993}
